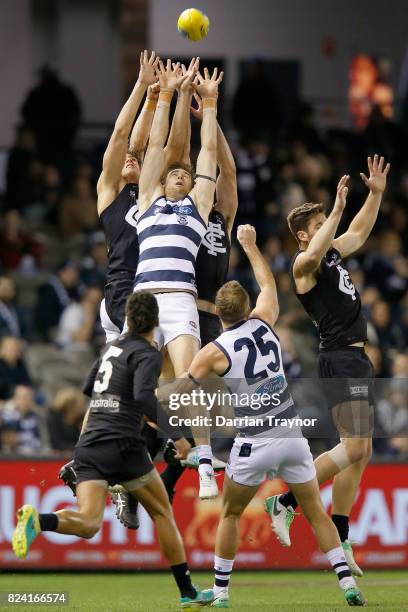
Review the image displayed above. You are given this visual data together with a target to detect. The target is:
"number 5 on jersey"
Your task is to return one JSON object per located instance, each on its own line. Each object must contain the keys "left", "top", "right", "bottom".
{"left": 94, "top": 346, "right": 123, "bottom": 393}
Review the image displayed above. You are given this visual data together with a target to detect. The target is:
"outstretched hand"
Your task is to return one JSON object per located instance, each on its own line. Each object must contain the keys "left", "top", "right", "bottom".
{"left": 147, "top": 82, "right": 160, "bottom": 102}
{"left": 360, "top": 154, "right": 390, "bottom": 194}
{"left": 178, "top": 57, "right": 200, "bottom": 93}
{"left": 156, "top": 59, "right": 181, "bottom": 90}
{"left": 190, "top": 93, "right": 203, "bottom": 121}
{"left": 333, "top": 175, "right": 349, "bottom": 213}
{"left": 193, "top": 67, "right": 224, "bottom": 99}
{"left": 138, "top": 50, "right": 160, "bottom": 86}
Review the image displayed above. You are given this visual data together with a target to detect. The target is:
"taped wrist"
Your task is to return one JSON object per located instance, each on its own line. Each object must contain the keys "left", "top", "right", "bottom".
{"left": 158, "top": 89, "right": 174, "bottom": 106}
{"left": 203, "top": 97, "right": 217, "bottom": 110}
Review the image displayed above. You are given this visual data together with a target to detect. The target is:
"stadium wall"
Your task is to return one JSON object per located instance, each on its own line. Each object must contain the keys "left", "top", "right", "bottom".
{"left": 1, "top": 461, "right": 407, "bottom": 570}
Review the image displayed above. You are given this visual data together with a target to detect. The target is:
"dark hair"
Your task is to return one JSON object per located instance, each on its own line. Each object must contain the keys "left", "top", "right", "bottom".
{"left": 126, "top": 292, "right": 159, "bottom": 335}
{"left": 287, "top": 202, "right": 326, "bottom": 242}
{"left": 161, "top": 162, "right": 195, "bottom": 185}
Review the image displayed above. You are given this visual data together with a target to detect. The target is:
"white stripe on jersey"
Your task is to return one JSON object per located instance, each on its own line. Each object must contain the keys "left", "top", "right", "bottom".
{"left": 139, "top": 234, "right": 198, "bottom": 254}
{"left": 137, "top": 210, "right": 206, "bottom": 236}
{"left": 136, "top": 257, "right": 195, "bottom": 276}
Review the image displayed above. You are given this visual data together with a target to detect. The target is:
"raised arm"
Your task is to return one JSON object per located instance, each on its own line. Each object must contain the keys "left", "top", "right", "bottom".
{"left": 138, "top": 60, "right": 180, "bottom": 212}
{"left": 237, "top": 225, "right": 279, "bottom": 327}
{"left": 191, "top": 94, "right": 237, "bottom": 233}
{"left": 191, "top": 68, "right": 224, "bottom": 222}
{"left": 164, "top": 58, "right": 199, "bottom": 168}
{"left": 97, "top": 51, "right": 158, "bottom": 214}
{"left": 294, "top": 175, "right": 349, "bottom": 278}
{"left": 333, "top": 155, "right": 390, "bottom": 258}
{"left": 128, "top": 83, "right": 159, "bottom": 154}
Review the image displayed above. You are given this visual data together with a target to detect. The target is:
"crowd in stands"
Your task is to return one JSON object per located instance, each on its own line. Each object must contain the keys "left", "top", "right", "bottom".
{"left": 0, "top": 65, "right": 407, "bottom": 459}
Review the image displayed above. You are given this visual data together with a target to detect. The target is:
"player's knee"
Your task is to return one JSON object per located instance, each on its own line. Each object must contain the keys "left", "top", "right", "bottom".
{"left": 80, "top": 519, "right": 101, "bottom": 539}
{"left": 346, "top": 440, "right": 370, "bottom": 464}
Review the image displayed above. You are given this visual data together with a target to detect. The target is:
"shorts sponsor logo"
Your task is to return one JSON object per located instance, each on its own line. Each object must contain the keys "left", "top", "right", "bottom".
{"left": 349, "top": 385, "right": 369, "bottom": 396}
{"left": 189, "top": 320, "right": 197, "bottom": 330}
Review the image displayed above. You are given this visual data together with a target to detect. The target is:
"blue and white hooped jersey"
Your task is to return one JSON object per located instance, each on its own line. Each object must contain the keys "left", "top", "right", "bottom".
{"left": 134, "top": 195, "right": 207, "bottom": 294}
{"left": 214, "top": 318, "right": 298, "bottom": 438}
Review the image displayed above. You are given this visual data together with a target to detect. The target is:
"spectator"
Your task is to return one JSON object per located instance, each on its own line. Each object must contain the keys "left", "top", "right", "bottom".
{"left": 59, "top": 176, "right": 98, "bottom": 238}
{"left": 0, "top": 423, "right": 20, "bottom": 455}
{"left": 0, "top": 276, "right": 24, "bottom": 338}
{"left": 369, "top": 300, "right": 402, "bottom": 354}
{"left": 1, "top": 386, "right": 49, "bottom": 455}
{"left": 0, "top": 209, "right": 43, "bottom": 272}
{"left": 0, "top": 337, "right": 31, "bottom": 400}
{"left": 34, "top": 261, "right": 80, "bottom": 341}
{"left": 5, "top": 126, "right": 38, "bottom": 209}
{"left": 365, "top": 231, "right": 408, "bottom": 303}
{"left": 47, "top": 388, "right": 86, "bottom": 451}
{"left": 80, "top": 232, "right": 108, "bottom": 290}
{"left": 56, "top": 286, "right": 103, "bottom": 352}
{"left": 21, "top": 65, "right": 81, "bottom": 164}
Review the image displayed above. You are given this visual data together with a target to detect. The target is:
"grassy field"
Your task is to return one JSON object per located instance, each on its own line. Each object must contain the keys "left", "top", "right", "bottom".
{"left": 0, "top": 571, "right": 407, "bottom": 611}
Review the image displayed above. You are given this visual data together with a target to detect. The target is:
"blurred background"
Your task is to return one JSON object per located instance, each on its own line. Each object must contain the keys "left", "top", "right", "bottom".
{"left": 0, "top": 0, "right": 407, "bottom": 571}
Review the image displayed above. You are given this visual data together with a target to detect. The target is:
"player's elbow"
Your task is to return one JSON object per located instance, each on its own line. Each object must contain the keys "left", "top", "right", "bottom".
{"left": 113, "top": 123, "right": 129, "bottom": 139}
{"left": 304, "top": 252, "right": 321, "bottom": 272}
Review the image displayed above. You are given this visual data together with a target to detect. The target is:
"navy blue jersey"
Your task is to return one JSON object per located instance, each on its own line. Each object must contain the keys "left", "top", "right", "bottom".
{"left": 196, "top": 209, "right": 230, "bottom": 303}
{"left": 290, "top": 248, "right": 367, "bottom": 350}
{"left": 100, "top": 183, "right": 139, "bottom": 328}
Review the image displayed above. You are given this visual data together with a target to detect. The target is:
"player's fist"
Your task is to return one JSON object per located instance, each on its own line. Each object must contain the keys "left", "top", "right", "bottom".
{"left": 237, "top": 225, "right": 257, "bottom": 249}
{"left": 360, "top": 154, "right": 390, "bottom": 194}
{"left": 333, "top": 175, "right": 349, "bottom": 213}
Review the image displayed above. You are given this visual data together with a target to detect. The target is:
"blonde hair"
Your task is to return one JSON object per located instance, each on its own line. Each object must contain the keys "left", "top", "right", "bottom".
{"left": 215, "top": 281, "right": 250, "bottom": 324}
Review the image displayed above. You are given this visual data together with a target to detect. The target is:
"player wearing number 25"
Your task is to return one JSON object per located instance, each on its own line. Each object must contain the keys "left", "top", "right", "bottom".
{"left": 183, "top": 225, "right": 365, "bottom": 608}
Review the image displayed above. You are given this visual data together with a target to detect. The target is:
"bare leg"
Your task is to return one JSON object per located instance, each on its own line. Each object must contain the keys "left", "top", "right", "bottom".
{"left": 289, "top": 478, "right": 341, "bottom": 552}
{"left": 129, "top": 470, "right": 186, "bottom": 565}
{"left": 332, "top": 438, "right": 372, "bottom": 515}
{"left": 215, "top": 475, "right": 258, "bottom": 560}
{"left": 55, "top": 480, "right": 107, "bottom": 539}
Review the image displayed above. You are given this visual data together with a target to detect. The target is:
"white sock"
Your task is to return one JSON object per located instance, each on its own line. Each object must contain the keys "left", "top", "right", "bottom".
{"left": 213, "top": 555, "right": 234, "bottom": 595}
{"left": 196, "top": 445, "right": 213, "bottom": 476}
{"left": 326, "top": 546, "right": 356, "bottom": 589}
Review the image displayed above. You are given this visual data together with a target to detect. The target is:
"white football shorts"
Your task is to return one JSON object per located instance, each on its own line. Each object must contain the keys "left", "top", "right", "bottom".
{"left": 226, "top": 435, "right": 316, "bottom": 487}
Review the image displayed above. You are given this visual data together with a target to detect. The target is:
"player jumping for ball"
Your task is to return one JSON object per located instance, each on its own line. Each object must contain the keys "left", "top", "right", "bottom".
{"left": 183, "top": 225, "right": 366, "bottom": 607}
{"left": 12, "top": 292, "right": 213, "bottom": 609}
{"left": 267, "top": 156, "right": 390, "bottom": 576}
{"left": 134, "top": 59, "right": 223, "bottom": 499}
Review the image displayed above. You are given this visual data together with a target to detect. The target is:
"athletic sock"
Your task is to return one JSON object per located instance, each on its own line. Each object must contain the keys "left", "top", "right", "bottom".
{"left": 171, "top": 562, "right": 196, "bottom": 599}
{"left": 332, "top": 514, "right": 349, "bottom": 542}
{"left": 326, "top": 546, "right": 356, "bottom": 590}
{"left": 279, "top": 490, "right": 298, "bottom": 511}
{"left": 196, "top": 444, "right": 213, "bottom": 477}
{"left": 214, "top": 555, "right": 234, "bottom": 595}
{"left": 39, "top": 513, "right": 58, "bottom": 531}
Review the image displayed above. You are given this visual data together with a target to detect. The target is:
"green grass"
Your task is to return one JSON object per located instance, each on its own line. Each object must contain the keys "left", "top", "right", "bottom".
{"left": 0, "top": 571, "right": 407, "bottom": 611}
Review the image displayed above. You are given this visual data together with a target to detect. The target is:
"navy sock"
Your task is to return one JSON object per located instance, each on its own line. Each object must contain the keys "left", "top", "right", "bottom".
{"left": 332, "top": 514, "right": 349, "bottom": 542}
{"left": 279, "top": 491, "right": 298, "bottom": 511}
{"left": 39, "top": 513, "right": 58, "bottom": 531}
{"left": 171, "top": 562, "right": 196, "bottom": 599}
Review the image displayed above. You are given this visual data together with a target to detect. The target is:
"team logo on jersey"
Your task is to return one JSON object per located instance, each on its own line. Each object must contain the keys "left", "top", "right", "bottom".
{"left": 255, "top": 375, "right": 285, "bottom": 396}
{"left": 174, "top": 205, "right": 192, "bottom": 215}
{"left": 336, "top": 265, "right": 356, "bottom": 300}
{"left": 125, "top": 202, "right": 139, "bottom": 228}
{"left": 326, "top": 251, "right": 341, "bottom": 267}
{"left": 202, "top": 221, "right": 226, "bottom": 256}
{"left": 177, "top": 215, "right": 188, "bottom": 225}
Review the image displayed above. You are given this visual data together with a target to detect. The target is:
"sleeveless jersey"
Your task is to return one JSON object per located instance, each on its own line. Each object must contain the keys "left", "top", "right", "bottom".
{"left": 196, "top": 209, "right": 230, "bottom": 303}
{"left": 134, "top": 195, "right": 207, "bottom": 294}
{"left": 214, "top": 318, "right": 298, "bottom": 438}
{"left": 290, "top": 247, "right": 367, "bottom": 351}
{"left": 100, "top": 183, "right": 139, "bottom": 328}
